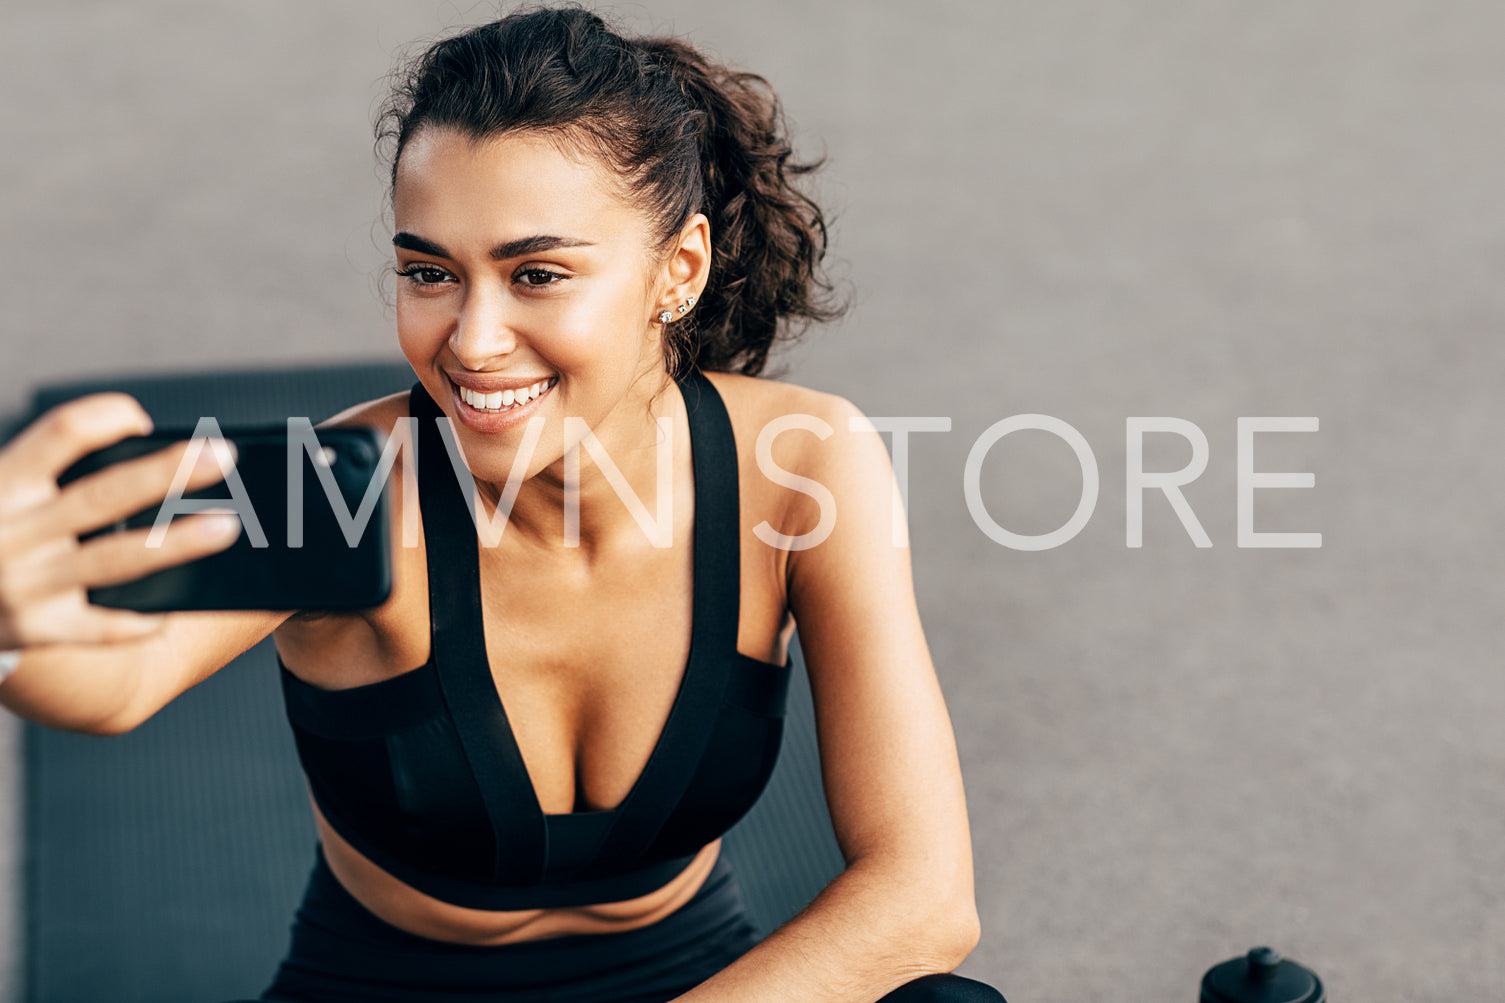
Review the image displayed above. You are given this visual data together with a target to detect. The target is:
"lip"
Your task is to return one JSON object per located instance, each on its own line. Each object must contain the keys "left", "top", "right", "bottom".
{"left": 446, "top": 374, "right": 556, "bottom": 434}
{"left": 446, "top": 370, "right": 556, "bottom": 393}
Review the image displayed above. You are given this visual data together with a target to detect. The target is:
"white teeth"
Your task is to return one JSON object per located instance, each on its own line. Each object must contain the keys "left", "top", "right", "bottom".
{"left": 459, "top": 377, "right": 556, "bottom": 412}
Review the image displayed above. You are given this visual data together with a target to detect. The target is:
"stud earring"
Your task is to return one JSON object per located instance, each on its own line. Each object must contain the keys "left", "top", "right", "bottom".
{"left": 659, "top": 294, "right": 698, "bottom": 323}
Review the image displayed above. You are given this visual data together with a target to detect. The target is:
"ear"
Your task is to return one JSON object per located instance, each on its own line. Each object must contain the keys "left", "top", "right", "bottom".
{"left": 652, "top": 213, "right": 711, "bottom": 320}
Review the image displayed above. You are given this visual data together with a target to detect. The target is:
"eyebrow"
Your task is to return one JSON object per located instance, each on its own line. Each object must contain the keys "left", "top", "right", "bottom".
{"left": 391, "top": 232, "right": 595, "bottom": 260}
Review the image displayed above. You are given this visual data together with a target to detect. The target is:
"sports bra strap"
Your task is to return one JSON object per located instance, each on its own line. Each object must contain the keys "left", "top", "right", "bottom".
{"left": 578, "top": 368, "right": 742, "bottom": 876}
{"left": 679, "top": 367, "right": 741, "bottom": 652}
{"left": 410, "top": 382, "right": 549, "bottom": 882}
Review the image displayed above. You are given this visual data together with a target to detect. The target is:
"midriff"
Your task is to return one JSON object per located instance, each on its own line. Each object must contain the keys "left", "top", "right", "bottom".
{"left": 308, "top": 789, "right": 723, "bottom": 945}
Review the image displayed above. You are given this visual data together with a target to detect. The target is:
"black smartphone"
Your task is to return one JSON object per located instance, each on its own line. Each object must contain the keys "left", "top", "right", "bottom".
{"left": 56, "top": 425, "right": 393, "bottom": 613}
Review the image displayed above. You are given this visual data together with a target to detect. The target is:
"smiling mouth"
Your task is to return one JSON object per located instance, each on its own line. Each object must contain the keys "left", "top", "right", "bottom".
{"left": 455, "top": 376, "right": 558, "bottom": 412}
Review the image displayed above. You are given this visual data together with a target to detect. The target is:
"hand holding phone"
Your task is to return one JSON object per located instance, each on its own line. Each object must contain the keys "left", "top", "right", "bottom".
{"left": 0, "top": 392, "right": 243, "bottom": 648}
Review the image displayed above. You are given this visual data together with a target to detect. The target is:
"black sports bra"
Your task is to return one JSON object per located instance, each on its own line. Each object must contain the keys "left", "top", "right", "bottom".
{"left": 278, "top": 370, "right": 792, "bottom": 910}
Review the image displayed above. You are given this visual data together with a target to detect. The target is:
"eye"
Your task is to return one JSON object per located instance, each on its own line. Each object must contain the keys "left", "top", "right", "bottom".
{"left": 392, "top": 264, "right": 454, "bottom": 287}
{"left": 516, "top": 267, "right": 567, "bottom": 288}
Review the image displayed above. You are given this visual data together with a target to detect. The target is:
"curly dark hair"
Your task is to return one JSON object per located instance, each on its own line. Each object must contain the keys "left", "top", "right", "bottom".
{"left": 375, "top": 3, "right": 847, "bottom": 379}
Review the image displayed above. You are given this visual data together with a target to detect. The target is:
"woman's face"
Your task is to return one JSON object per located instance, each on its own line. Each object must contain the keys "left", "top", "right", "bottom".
{"left": 391, "top": 125, "right": 676, "bottom": 486}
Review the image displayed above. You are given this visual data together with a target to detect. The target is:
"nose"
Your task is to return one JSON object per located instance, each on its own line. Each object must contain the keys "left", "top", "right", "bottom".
{"left": 449, "top": 284, "right": 520, "bottom": 369}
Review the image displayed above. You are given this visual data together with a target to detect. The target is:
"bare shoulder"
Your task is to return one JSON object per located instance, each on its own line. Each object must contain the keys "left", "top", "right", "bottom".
{"left": 701, "top": 371, "right": 883, "bottom": 474}
{"left": 700, "top": 370, "right": 860, "bottom": 434}
{"left": 318, "top": 390, "right": 414, "bottom": 435}
{"left": 701, "top": 372, "right": 891, "bottom": 548}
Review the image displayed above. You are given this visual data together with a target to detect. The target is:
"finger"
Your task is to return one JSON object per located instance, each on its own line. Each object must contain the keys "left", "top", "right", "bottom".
{"left": 41, "top": 437, "right": 238, "bottom": 541}
{"left": 51, "top": 512, "right": 243, "bottom": 593}
{"left": 0, "top": 393, "right": 155, "bottom": 490}
{"left": 0, "top": 437, "right": 234, "bottom": 557}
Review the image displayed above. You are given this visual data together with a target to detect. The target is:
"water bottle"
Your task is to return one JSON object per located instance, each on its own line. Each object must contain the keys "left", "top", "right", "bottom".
{"left": 1200, "top": 946, "right": 1325, "bottom": 1003}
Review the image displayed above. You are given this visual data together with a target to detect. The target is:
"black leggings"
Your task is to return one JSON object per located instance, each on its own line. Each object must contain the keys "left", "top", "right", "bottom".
{"left": 233, "top": 845, "right": 1004, "bottom": 1003}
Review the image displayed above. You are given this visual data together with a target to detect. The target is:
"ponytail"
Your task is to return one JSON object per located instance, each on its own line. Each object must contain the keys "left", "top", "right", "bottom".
{"left": 637, "top": 38, "right": 846, "bottom": 377}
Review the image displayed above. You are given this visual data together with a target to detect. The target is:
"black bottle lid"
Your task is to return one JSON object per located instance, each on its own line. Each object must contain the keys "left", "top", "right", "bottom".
{"left": 1200, "top": 946, "right": 1325, "bottom": 1003}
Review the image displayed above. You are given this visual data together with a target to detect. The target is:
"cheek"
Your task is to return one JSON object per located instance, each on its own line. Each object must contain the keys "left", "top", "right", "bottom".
{"left": 394, "top": 293, "right": 449, "bottom": 356}
{"left": 547, "top": 283, "right": 653, "bottom": 366}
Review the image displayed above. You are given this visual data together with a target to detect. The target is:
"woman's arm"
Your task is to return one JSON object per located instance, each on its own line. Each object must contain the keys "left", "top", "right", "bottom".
{"left": 675, "top": 392, "right": 981, "bottom": 1002}
{"left": 0, "top": 392, "right": 279, "bottom": 732}
{"left": 1, "top": 608, "right": 292, "bottom": 734}
{"left": 0, "top": 391, "right": 389, "bottom": 733}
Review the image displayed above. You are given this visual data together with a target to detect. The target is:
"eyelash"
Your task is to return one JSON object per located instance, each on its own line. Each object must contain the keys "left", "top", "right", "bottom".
{"left": 391, "top": 265, "right": 568, "bottom": 290}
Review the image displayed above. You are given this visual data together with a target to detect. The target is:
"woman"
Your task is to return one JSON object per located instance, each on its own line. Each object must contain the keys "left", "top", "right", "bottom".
{"left": 0, "top": 6, "right": 1004, "bottom": 1001}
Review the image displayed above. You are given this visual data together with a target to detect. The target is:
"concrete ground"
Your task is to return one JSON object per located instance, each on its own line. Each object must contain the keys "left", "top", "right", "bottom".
{"left": 2, "top": 1, "right": 1502, "bottom": 999}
